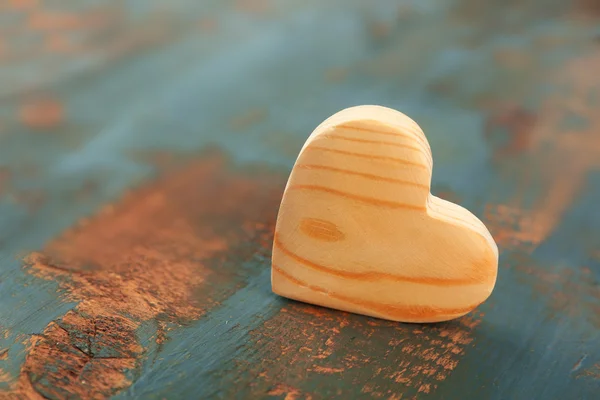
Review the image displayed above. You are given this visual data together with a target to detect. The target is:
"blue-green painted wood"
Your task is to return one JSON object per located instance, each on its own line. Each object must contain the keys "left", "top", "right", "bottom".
{"left": 1, "top": 0, "right": 599, "bottom": 399}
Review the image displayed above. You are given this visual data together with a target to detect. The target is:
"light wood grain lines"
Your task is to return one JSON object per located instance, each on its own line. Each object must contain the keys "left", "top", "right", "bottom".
{"left": 273, "top": 265, "right": 480, "bottom": 320}
{"left": 321, "top": 134, "right": 423, "bottom": 152}
{"left": 294, "top": 164, "right": 430, "bottom": 189}
{"left": 272, "top": 105, "right": 498, "bottom": 323}
{"left": 274, "top": 235, "right": 486, "bottom": 286}
{"left": 287, "top": 184, "right": 427, "bottom": 210}
{"left": 338, "top": 122, "right": 431, "bottom": 152}
{"left": 321, "top": 133, "right": 433, "bottom": 167}
{"left": 426, "top": 200, "right": 488, "bottom": 234}
{"left": 338, "top": 122, "right": 426, "bottom": 142}
{"left": 304, "top": 146, "right": 428, "bottom": 169}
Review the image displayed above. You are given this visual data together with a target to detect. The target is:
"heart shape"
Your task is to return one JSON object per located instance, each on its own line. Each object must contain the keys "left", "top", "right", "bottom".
{"left": 272, "top": 105, "right": 498, "bottom": 323}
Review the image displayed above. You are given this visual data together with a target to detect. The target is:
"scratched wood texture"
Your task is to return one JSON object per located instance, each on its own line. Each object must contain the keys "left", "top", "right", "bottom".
{"left": 1, "top": 0, "right": 599, "bottom": 399}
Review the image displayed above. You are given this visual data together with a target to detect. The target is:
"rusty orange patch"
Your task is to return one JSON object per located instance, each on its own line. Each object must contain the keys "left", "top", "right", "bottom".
{"left": 573, "top": 0, "right": 600, "bottom": 18}
{"left": 266, "top": 383, "right": 307, "bottom": 400}
{"left": 19, "top": 319, "right": 139, "bottom": 399}
{"left": 577, "top": 363, "right": 600, "bottom": 380}
{"left": 0, "top": 369, "right": 11, "bottom": 384}
{"left": 3, "top": 151, "right": 284, "bottom": 398}
{"left": 233, "top": 304, "right": 482, "bottom": 397}
{"left": 27, "top": 9, "right": 110, "bottom": 31}
{"left": 484, "top": 204, "right": 538, "bottom": 250}
{"left": 45, "top": 34, "right": 76, "bottom": 53}
{"left": 498, "top": 251, "right": 600, "bottom": 329}
{"left": 7, "top": 0, "right": 38, "bottom": 9}
{"left": 19, "top": 96, "right": 65, "bottom": 130}
{"left": 484, "top": 53, "right": 600, "bottom": 255}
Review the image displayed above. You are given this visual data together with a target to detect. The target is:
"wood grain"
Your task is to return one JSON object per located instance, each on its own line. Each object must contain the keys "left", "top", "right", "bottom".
{"left": 1, "top": 2, "right": 599, "bottom": 398}
{"left": 272, "top": 105, "right": 499, "bottom": 323}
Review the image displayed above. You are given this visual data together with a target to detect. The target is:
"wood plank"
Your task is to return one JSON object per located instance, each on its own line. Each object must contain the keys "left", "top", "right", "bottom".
{"left": 1, "top": 0, "right": 599, "bottom": 398}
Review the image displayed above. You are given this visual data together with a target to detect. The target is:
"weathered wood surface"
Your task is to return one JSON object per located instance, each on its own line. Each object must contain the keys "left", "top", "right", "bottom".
{"left": 0, "top": 0, "right": 599, "bottom": 399}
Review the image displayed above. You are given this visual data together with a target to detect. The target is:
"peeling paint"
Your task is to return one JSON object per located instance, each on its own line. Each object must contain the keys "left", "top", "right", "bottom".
{"left": 3, "top": 152, "right": 284, "bottom": 398}
{"left": 486, "top": 52, "right": 600, "bottom": 253}
{"left": 576, "top": 363, "right": 600, "bottom": 380}
{"left": 232, "top": 304, "right": 483, "bottom": 398}
{"left": 571, "top": 354, "right": 588, "bottom": 373}
{"left": 1, "top": 1, "right": 600, "bottom": 398}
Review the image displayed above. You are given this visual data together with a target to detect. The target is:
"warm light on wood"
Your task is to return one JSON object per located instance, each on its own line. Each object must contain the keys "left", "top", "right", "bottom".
{"left": 271, "top": 105, "right": 499, "bottom": 323}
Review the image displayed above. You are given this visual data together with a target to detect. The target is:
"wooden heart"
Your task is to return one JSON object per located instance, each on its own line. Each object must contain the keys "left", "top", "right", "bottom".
{"left": 271, "top": 105, "right": 498, "bottom": 323}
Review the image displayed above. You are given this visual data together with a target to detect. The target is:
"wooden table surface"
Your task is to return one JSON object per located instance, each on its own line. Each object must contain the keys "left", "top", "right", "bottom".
{"left": 1, "top": 1, "right": 599, "bottom": 399}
